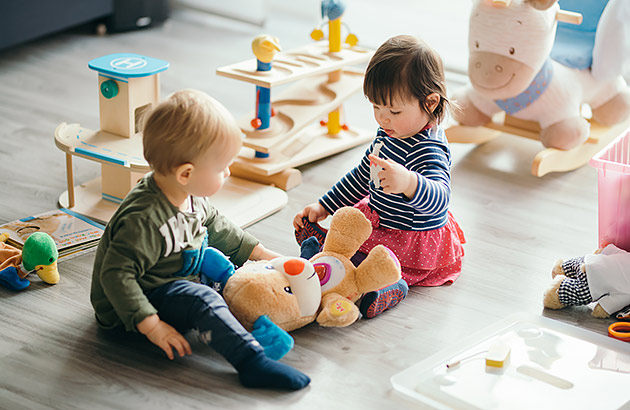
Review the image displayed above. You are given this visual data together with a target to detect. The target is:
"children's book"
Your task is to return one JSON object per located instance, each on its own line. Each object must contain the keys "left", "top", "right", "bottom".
{"left": 0, "top": 208, "right": 104, "bottom": 258}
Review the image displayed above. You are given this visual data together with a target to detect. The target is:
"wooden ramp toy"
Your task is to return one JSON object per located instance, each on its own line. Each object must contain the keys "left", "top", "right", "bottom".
{"left": 217, "top": 26, "right": 374, "bottom": 191}
{"left": 446, "top": 113, "right": 630, "bottom": 177}
{"left": 54, "top": 53, "right": 287, "bottom": 227}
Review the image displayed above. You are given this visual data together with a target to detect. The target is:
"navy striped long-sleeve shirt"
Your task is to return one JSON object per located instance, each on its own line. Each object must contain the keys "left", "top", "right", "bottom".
{"left": 319, "top": 126, "right": 452, "bottom": 231}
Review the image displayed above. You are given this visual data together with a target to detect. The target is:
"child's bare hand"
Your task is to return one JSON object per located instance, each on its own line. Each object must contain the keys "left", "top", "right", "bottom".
{"left": 138, "top": 315, "right": 192, "bottom": 360}
{"left": 250, "top": 243, "right": 282, "bottom": 261}
{"left": 369, "top": 154, "right": 418, "bottom": 197}
{"left": 293, "top": 202, "right": 328, "bottom": 229}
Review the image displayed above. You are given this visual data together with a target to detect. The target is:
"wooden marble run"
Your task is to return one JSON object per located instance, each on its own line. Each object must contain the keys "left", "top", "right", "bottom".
{"left": 446, "top": 114, "right": 630, "bottom": 177}
{"left": 54, "top": 53, "right": 287, "bottom": 227}
{"left": 217, "top": 1, "right": 373, "bottom": 190}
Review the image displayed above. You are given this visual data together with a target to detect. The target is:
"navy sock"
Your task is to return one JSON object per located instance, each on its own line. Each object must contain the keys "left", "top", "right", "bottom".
{"left": 235, "top": 352, "right": 311, "bottom": 390}
{"left": 359, "top": 279, "right": 408, "bottom": 319}
{"left": 300, "top": 236, "right": 322, "bottom": 260}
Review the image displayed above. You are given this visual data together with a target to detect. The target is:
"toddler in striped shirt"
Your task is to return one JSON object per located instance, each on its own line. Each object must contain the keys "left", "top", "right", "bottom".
{"left": 294, "top": 35, "right": 465, "bottom": 318}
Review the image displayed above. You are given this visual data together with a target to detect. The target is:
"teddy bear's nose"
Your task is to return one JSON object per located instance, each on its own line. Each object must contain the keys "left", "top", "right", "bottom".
{"left": 283, "top": 259, "right": 305, "bottom": 276}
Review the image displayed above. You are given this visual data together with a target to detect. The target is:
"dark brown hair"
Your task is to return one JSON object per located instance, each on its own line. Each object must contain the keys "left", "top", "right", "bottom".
{"left": 363, "top": 35, "right": 450, "bottom": 124}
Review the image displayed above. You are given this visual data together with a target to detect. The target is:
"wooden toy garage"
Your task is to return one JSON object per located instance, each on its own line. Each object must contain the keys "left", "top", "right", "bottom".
{"left": 54, "top": 53, "right": 286, "bottom": 227}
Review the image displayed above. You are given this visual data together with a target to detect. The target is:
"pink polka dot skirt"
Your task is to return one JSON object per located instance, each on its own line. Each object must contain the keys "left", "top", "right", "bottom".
{"left": 354, "top": 200, "right": 466, "bottom": 287}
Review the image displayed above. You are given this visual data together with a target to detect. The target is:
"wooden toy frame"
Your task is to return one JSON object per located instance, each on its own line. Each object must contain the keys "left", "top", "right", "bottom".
{"left": 217, "top": 42, "right": 375, "bottom": 190}
{"left": 54, "top": 123, "right": 287, "bottom": 228}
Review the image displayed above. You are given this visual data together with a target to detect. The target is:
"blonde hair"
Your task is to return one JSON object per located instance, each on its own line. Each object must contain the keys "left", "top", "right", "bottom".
{"left": 142, "top": 89, "right": 242, "bottom": 175}
{"left": 363, "top": 35, "right": 452, "bottom": 125}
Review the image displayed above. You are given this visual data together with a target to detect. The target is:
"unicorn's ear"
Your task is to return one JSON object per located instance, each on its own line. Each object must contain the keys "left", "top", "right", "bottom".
{"left": 525, "top": 0, "right": 557, "bottom": 11}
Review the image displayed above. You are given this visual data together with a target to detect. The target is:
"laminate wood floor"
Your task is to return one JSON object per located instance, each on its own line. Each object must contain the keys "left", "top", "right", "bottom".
{"left": 0, "top": 2, "right": 624, "bottom": 409}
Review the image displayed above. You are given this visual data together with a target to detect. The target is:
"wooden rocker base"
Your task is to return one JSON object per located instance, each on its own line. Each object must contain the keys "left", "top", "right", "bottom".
{"left": 58, "top": 176, "right": 287, "bottom": 229}
{"left": 446, "top": 115, "right": 630, "bottom": 177}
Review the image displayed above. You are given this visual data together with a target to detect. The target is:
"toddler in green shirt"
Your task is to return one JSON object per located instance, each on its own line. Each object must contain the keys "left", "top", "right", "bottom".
{"left": 90, "top": 89, "right": 310, "bottom": 390}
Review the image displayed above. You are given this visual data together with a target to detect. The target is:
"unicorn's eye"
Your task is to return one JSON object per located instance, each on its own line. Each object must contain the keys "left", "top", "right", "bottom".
{"left": 509, "top": 47, "right": 515, "bottom": 55}
{"left": 284, "top": 286, "right": 292, "bottom": 294}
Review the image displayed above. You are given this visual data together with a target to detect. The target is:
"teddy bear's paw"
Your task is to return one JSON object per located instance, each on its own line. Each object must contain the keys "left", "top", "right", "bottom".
{"left": 316, "top": 298, "right": 359, "bottom": 327}
{"left": 543, "top": 275, "right": 566, "bottom": 310}
{"left": 551, "top": 259, "right": 564, "bottom": 278}
{"left": 591, "top": 304, "right": 610, "bottom": 318}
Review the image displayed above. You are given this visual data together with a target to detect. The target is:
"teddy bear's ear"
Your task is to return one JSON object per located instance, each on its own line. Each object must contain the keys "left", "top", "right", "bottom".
{"left": 322, "top": 207, "right": 371, "bottom": 258}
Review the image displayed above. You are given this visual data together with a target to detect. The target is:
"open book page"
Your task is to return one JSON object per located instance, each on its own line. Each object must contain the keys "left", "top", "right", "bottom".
{"left": 0, "top": 208, "right": 104, "bottom": 254}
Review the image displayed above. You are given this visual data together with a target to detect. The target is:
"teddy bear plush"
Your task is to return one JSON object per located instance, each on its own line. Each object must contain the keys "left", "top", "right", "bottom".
{"left": 452, "top": 0, "right": 630, "bottom": 150}
{"left": 542, "top": 243, "right": 630, "bottom": 318}
{"left": 223, "top": 206, "right": 402, "bottom": 332}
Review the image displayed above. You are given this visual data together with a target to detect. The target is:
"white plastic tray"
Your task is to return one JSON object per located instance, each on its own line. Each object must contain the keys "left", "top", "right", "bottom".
{"left": 391, "top": 313, "right": 630, "bottom": 410}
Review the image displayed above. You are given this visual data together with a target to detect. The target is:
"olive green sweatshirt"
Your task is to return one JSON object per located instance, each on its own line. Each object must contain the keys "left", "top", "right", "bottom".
{"left": 90, "top": 173, "right": 258, "bottom": 332}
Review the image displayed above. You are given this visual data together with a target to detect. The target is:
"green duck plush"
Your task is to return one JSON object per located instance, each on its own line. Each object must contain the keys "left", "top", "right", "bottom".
{"left": 23, "top": 232, "right": 59, "bottom": 285}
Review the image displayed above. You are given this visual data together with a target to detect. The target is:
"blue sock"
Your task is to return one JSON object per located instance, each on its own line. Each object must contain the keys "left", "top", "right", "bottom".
{"left": 359, "top": 279, "right": 408, "bottom": 319}
{"left": 235, "top": 352, "right": 311, "bottom": 390}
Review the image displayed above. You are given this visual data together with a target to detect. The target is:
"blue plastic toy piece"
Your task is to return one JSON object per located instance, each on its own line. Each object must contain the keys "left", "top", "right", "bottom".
{"left": 321, "top": 0, "right": 346, "bottom": 20}
{"left": 75, "top": 147, "right": 127, "bottom": 166}
{"left": 88, "top": 53, "right": 169, "bottom": 79}
{"left": 251, "top": 315, "right": 295, "bottom": 360}
{"left": 550, "top": 0, "right": 609, "bottom": 70}
{"left": 0, "top": 266, "right": 30, "bottom": 291}
{"left": 100, "top": 79, "right": 119, "bottom": 99}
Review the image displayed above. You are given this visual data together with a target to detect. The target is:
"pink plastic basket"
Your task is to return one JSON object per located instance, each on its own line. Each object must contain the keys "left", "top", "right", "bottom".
{"left": 589, "top": 128, "right": 630, "bottom": 252}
